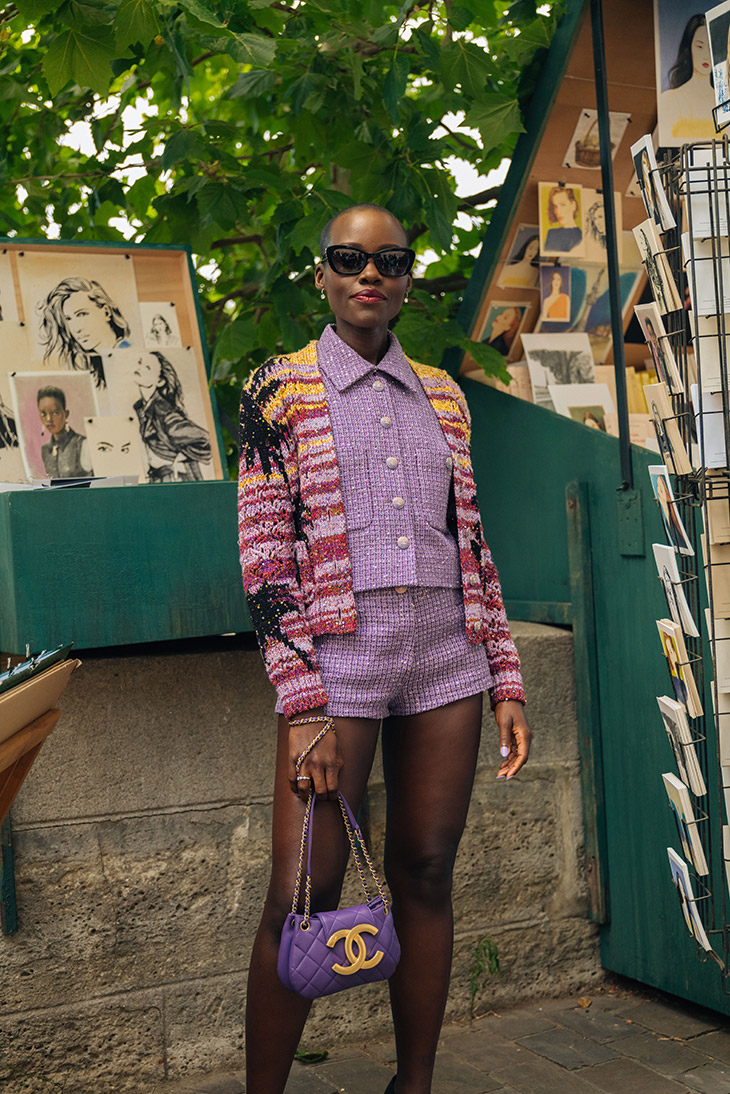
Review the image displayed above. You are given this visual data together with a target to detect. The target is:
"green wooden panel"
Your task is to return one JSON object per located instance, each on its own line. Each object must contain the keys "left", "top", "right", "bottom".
{"left": 465, "top": 378, "right": 730, "bottom": 1014}
{"left": 0, "top": 482, "right": 250, "bottom": 652}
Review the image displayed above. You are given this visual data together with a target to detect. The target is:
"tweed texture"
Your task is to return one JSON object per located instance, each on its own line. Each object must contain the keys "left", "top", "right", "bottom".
{"left": 238, "top": 340, "right": 524, "bottom": 717}
{"left": 316, "top": 323, "right": 462, "bottom": 591}
{"left": 274, "top": 587, "right": 493, "bottom": 719}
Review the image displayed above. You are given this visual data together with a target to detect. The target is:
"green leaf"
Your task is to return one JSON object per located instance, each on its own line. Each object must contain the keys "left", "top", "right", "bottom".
{"left": 115, "top": 0, "right": 160, "bottom": 50}
{"left": 383, "top": 54, "right": 409, "bottom": 122}
{"left": 460, "top": 337, "right": 511, "bottom": 382}
{"left": 440, "top": 39, "right": 491, "bottom": 98}
{"left": 42, "top": 25, "right": 115, "bottom": 94}
{"left": 294, "top": 1050, "right": 329, "bottom": 1065}
{"left": 467, "top": 93, "right": 524, "bottom": 155}
{"left": 178, "top": 0, "right": 227, "bottom": 28}
{"left": 161, "top": 128, "right": 210, "bottom": 168}
{"left": 196, "top": 180, "right": 250, "bottom": 229}
{"left": 212, "top": 318, "right": 260, "bottom": 377}
{"left": 14, "top": 0, "right": 57, "bottom": 19}
{"left": 448, "top": 4, "right": 474, "bottom": 31}
{"left": 227, "top": 69, "right": 276, "bottom": 98}
{"left": 226, "top": 32, "right": 277, "bottom": 67}
{"left": 62, "top": 0, "right": 113, "bottom": 28}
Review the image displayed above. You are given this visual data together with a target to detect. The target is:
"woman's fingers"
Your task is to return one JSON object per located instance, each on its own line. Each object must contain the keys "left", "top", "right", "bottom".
{"left": 494, "top": 700, "right": 532, "bottom": 781}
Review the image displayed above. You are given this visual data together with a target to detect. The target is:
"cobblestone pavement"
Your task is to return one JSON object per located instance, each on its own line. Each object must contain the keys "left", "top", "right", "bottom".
{"left": 160, "top": 984, "right": 730, "bottom": 1094}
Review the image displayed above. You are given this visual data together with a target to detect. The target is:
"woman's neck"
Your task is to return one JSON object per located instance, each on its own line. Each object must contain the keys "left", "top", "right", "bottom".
{"left": 332, "top": 321, "right": 390, "bottom": 365}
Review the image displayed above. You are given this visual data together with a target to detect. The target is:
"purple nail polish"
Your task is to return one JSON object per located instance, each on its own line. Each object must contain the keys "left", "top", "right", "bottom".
{"left": 500, "top": 745, "right": 509, "bottom": 757}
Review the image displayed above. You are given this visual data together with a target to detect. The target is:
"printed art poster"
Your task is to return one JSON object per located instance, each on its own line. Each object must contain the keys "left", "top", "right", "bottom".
{"left": 654, "top": 0, "right": 717, "bottom": 146}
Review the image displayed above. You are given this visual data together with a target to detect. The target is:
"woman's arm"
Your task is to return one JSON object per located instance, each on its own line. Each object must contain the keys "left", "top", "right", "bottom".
{"left": 238, "top": 361, "right": 328, "bottom": 718}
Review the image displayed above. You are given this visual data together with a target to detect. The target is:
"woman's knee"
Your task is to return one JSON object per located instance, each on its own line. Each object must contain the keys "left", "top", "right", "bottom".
{"left": 384, "top": 845, "right": 458, "bottom": 906}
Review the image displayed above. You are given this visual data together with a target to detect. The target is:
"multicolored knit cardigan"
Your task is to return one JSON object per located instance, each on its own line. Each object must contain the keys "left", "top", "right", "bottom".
{"left": 238, "top": 341, "right": 524, "bottom": 718}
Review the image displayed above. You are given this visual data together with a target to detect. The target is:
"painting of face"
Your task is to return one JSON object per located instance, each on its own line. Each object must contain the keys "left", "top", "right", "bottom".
{"left": 61, "top": 291, "right": 117, "bottom": 355}
{"left": 85, "top": 415, "right": 146, "bottom": 479}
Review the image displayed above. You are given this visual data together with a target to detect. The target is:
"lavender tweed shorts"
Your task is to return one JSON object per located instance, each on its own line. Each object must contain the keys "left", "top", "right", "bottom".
{"left": 276, "top": 586, "right": 493, "bottom": 719}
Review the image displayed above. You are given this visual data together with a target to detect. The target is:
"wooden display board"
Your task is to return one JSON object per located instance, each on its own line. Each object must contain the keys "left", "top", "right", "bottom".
{"left": 0, "top": 240, "right": 225, "bottom": 484}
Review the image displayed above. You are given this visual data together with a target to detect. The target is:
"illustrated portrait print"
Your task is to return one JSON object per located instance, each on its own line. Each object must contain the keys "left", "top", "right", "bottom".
{"left": 480, "top": 302, "right": 529, "bottom": 359}
{"left": 539, "top": 182, "right": 586, "bottom": 258}
{"left": 9, "top": 369, "right": 98, "bottom": 480}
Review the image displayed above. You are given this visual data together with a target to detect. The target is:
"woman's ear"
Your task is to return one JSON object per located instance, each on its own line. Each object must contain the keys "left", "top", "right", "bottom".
{"left": 314, "top": 264, "right": 325, "bottom": 292}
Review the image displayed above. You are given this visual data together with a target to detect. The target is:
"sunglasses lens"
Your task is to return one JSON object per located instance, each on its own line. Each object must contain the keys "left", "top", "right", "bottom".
{"left": 375, "top": 249, "right": 413, "bottom": 277}
{"left": 328, "top": 247, "right": 366, "bottom": 274}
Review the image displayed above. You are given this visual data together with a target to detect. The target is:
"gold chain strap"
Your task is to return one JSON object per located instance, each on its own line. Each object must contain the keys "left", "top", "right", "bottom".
{"left": 338, "top": 796, "right": 389, "bottom": 913}
{"left": 290, "top": 715, "right": 335, "bottom": 777}
{"left": 291, "top": 791, "right": 312, "bottom": 916}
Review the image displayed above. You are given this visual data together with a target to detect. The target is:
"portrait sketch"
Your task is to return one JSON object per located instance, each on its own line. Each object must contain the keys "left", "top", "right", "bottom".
{"left": 548, "top": 383, "right": 615, "bottom": 430}
{"left": 635, "top": 303, "right": 684, "bottom": 394}
{"left": 106, "top": 346, "right": 215, "bottom": 483}
{"left": 644, "top": 382, "right": 692, "bottom": 477}
{"left": 84, "top": 416, "right": 146, "bottom": 481}
{"left": 562, "top": 108, "right": 630, "bottom": 170}
{"left": 140, "top": 301, "right": 183, "bottom": 350}
{"left": 522, "top": 333, "right": 595, "bottom": 411}
{"left": 663, "top": 773, "right": 709, "bottom": 875}
{"left": 667, "top": 848, "right": 713, "bottom": 951}
{"left": 655, "top": 1, "right": 717, "bottom": 146}
{"left": 0, "top": 323, "right": 37, "bottom": 482}
{"left": 633, "top": 219, "right": 683, "bottom": 315}
{"left": 653, "top": 542, "right": 699, "bottom": 636}
{"left": 629, "top": 134, "right": 676, "bottom": 232}
{"left": 9, "top": 370, "right": 98, "bottom": 480}
{"left": 16, "top": 250, "right": 144, "bottom": 389}
{"left": 540, "top": 266, "right": 571, "bottom": 325}
{"left": 657, "top": 695, "right": 706, "bottom": 796}
{"left": 539, "top": 183, "right": 585, "bottom": 258}
{"left": 479, "top": 302, "right": 530, "bottom": 360}
{"left": 0, "top": 253, "right": 19, "bottom": 323}
{"left": 582, "top": 189, "right": 623, "bottom": 265}
{"left": 649, "top": 463, "right": 695, "bottom": 556}
{"left": 497, "top": 225, "right": 539, "bottom": 290}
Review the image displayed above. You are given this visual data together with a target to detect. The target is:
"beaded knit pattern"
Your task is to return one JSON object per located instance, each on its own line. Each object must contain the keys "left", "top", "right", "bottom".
{"left": 238, "top": 340, "right": 524, "bottom": 717}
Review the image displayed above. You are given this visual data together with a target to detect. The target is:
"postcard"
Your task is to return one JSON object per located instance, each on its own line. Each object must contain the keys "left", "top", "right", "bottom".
{"left": 683, "top": 232, "right": 730, "bottom": 316}
{"left": 654, "top": 543, "right": 699, "bottom": 636}
{"left": 522, "top": 333, "right": 595, "bottom": 411}
{"left": 562, "top": 108, "right": 630, "bottom": 170}
{"left": 630, "top": 133, "right": 676, "bottom": 231}
{"left": 9, "top": 370, "right": 98, "bottom": 481}
{"left": 540, "top": 266, "right": 571, "bottom": 325}
{"left": 538, "top": 182, "right": 586, "bottom": 259}
{"left": 648, "top": 464, "right": 695, "bottom": 556}
{"left": 547, "top": 383, "right": 615, "bottom": 432}
{"left": 663, "top": 772, "right": 708, "bottom": 875}
{"left": 688, "top": 311, "right": 730, "bottom": 393}
{"left": 691, "top": 385, "right": 728, "bottom": 468}
{"left": 635, "top": 303, "right": 683, "bottom": 395}
{"left": 581, "top": 188, "right": 624, "bottom": 265}
{"left": 667, "top": 848, "right": 713, "bottom": 952}
{"left": 701, "top": 532, "right": 730, "bottom": 616}
{"left": 707, "top": 0, "right": 730, "bottom": 129}
{"left": 634, "top": 218, "right": 683, "bottom": 315}
{"left": 706, "top": 471, "right": 730, "bottom": 543}
{"left": 657, "top": 618, "right": 703, "bottom": 718}
{"left": 654, "top": 2, "right": 717, "bottom": 148}
{"left": 645, "top": 383, "right": 692, "bottom": 477}
{"left": 657, "top": 695, "right": 706, "bottom": 796}
{"left": 497, "top": 225, "right": 540, "bottom": 291}
{"left": 479, "top": 301, "right": 532, "bottom": 361}
{"left": 684, "top": 144, "right": 730, "bottom": 237}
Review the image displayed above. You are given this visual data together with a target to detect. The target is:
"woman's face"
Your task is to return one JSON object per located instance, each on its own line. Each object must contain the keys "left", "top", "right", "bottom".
{"left": 523, "top": 238, "right": 539, "bottom": 263}
{"left": 551, "top": 271, "right": 563, "bottom": 292}
{"left": 551, "top": 190, "right": 578, "bottom": 227}
{"left": 62, "top": 291, "right": 115, "bottom": 353}
{"left": 692, "top": 25, "right": 711, "bottom": 78}
{"left": 134, "top": 352, "right": 162, "bottom": 389}
{"left": 491, "top": 307, "right": 519, "bottom": 337}
{"left": 314, "top": 208, "right": 411, "bottom": 333}
{"left": 38, "top": 395, "right": 68, "bottom": 438}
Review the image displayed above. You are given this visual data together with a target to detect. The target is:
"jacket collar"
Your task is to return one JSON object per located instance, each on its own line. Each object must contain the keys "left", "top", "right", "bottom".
{"left": 316, "top": 323, "right": 423, "bottom": 396}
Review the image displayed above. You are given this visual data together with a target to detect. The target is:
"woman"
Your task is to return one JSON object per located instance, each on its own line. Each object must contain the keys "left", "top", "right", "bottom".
{"left": 485, "top": 305, "right": 522, "bottom": 356}
{"left": 543, "top": 186, "right": 582, "bottom": 253}
{"left": 661, "top": 15, "right": 715, "bottom": 141}
{"left": 133, "top": 350, "right": 211, "bottom": 481}
{"left": 148, "top": 312, "right": 175, "bottom": 347}
{"left": 238, "top": 203, "right": 530, "bottom": 1094}
{"left": 541, "top": 270, "right": 570, "bottom": 322}
{"left": 38, "top": 276, "right": 131, "bottom": 389}
{"left": 37, "top": 385, "right": 92, "bottom": 479}
{"left": 499, "top": 233, "right": 539, "bottom": 289}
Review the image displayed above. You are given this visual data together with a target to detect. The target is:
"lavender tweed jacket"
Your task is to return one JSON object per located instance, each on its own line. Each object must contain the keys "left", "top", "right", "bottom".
{"left": 238, "top": 340, "right": 524, "bottom": 718}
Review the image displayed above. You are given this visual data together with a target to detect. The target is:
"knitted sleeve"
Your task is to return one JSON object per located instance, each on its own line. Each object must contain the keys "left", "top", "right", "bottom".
{"left": 238, "top": 360, "right": 328, "bottom": 718}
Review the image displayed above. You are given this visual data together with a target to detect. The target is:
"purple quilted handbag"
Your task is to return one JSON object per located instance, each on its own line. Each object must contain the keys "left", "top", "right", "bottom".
{"left": 278, "top": 792, "right": 400, "bottom": 998}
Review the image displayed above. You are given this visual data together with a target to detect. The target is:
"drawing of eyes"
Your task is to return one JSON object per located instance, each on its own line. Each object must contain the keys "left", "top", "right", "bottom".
{"left": 97, "top": 441, "right": 114, "bottom": 452}
{"left": 121, "top": 442, "right": 130, "bottom": 454}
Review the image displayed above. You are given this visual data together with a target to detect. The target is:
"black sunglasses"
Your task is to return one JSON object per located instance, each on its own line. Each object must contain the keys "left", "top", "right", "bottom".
{"left": 324, "top": 245, "right": 416, "bottom": 278}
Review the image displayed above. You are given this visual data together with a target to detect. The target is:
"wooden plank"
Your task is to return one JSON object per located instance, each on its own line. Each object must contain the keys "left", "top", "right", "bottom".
{"left": 0, "top": 708, "right": 60, "bottom": 777}
{"left": 0, "top": 743, "right": 43, "bottom": 825}
{"left": 503, "top": 600, "right": 572, "bottom": 626}
{"left": 566, "top": 481, "right": 608, "bottom": 923}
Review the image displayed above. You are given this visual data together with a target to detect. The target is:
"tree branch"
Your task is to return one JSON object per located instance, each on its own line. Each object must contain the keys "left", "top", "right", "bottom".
{"left": 211, "top": 234, "right": 263, "bottom": 248}
{"left": 458, "top": 185, "right": 502, "bottom": 208}
{"left": 414, "top": 272, "right": 468, "bottom": 293}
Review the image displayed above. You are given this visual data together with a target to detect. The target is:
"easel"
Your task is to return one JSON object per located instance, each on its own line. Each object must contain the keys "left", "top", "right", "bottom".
{"left": 0, "top": 709, "right": 61, "bottom": 934}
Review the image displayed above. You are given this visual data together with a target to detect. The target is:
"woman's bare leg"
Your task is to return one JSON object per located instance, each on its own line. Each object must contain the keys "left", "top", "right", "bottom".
{"left": 245, "top": 714, "right": 380, "bottom": 1094}
{"left": 381, "top": 693, "right": 483, "bottom": 1094}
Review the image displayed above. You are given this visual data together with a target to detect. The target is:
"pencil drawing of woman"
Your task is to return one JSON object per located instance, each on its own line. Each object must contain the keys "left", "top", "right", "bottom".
{"left": 133, "top": 350, "right": 211, "bottom": 482}
{"left": 0, "top": 394, "right": 17, "bottom": 449}
{"left": 38, "top": 277, "right": 131, "bottom": 389}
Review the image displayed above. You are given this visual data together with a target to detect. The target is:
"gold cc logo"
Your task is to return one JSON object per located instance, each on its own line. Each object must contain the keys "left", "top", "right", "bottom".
{"left": 326, "top": 922, "right": 384, "bottom": 976}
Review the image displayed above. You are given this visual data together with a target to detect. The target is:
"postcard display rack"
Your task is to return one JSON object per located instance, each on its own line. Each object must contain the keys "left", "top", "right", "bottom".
{"left": 634, "top": 138, "right": 730, "bottom": 984}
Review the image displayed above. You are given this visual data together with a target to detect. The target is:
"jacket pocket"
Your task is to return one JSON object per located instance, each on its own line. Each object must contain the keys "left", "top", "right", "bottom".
{"left": 338, "top": 452, "right": 374, "bottom": 531}
{"left": 416, "top": 451, "right": 454, "bottom": 531}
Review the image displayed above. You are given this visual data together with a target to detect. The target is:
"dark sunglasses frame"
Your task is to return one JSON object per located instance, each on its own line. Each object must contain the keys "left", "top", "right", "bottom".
{"left": 323, "top": 245, "right": 416, "bottom": 277}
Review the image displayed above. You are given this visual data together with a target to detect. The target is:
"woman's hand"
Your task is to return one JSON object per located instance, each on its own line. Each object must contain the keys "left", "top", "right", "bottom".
{"left": 287, "top": 708, "right": 343, "bottom": 802}
{"left": 494, "top": 700, "right": 531, "bottom": 780}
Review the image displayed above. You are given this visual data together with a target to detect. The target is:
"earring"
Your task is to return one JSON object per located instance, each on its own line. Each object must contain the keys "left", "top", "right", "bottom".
{"left": 320, "top": 290, "right": 325, "bottom": 300}
{"left": 404, "top": 293, "right": 409, "bottom": 303}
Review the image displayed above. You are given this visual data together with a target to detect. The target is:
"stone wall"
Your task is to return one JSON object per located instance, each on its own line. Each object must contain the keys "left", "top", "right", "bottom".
{"left": 0, "top": 622, "right": 602, "bottom": 1093}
